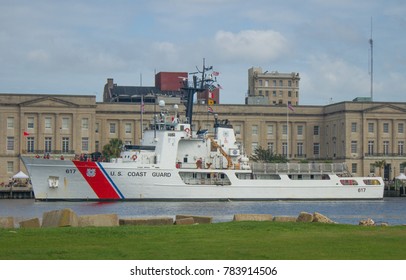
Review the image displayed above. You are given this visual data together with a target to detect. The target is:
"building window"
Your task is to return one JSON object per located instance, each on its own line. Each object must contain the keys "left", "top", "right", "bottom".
{"left": 95, "top": 123, "right": 99, "bottom": 133}
{"left": 288, "top": 80, "right": 292, "bottom": 87}
{"left": 82, "top": 118, "right": 89, "bottom": 129}
{"left": 252, "top": 125, "right": 258, "bottom": 135}
{"left": 282, "top": 142, "right": 287, "bottom": 156}
{"left": 297, "top": 125, "right": 303, "bottom": 136}
{"left": 125, "top": 123, "right": 132, "bottom": 134}
{"left": 351, "top": 122, "right": 357, "bottom": 132}
{"left": 272, "top": 91, "right": 276, "bottom": 97}
{"left": 351, "top": 141, "right": 357, "bottom": 153}
{"left": 45, "top": 137, "right": 52, "bottom": 153}
{"left": 368, "top": 123, "right": 374, "bottom": 133}
{"left": 7, "top": 161, "right": 14, "bottom": 173}
{"left": 45, "top": 117, "right": 52, "bottom": 129}
{"left": 401, "top": 163, "right": 406, "bottom": 174}
{"left": 267, "top": 142, "right": 274, "bottom": 153}
{"left": 313, "top": 143, "right": 320, "bottom": 156}
{"left": 279, "top": 80, "right": 283, "bottom": 87}
{"left": 7, "top": 137, "right": 14, "bottom": 151}
{"left": 267, "top": 125, "right": 274, "bottom": 135}
{"left": 62, "top": 137, "right": 70, "bottom": 153}
{"left": 297, "top": 142, "right": 304, "bottom": 156}
{"left": 95, "top": 141, "right": 100, "bottom": 152}
{"left": 288, "top": 91, "right": 292, "bottom": 97}
{"left": 62, "top": 117, "right": 70, "bottom": 129}
{"left": 282, "top": 125, "right": 287, "bottom": 135}
{"left": 27, "top": 137, "right": 34, "bottom": 152}
{"left": 82, "top": 137, "right": 89, "bottom": 152}
{"left": 27, "top": 117, "right": 34, "bottom": 129}
{"left": 352, "top": 163, "right": 357, "bottom": 174}
{"left": 234, "top": 125, "right": 241, "bottom": 135}
{"left": 258, "top": 80, "right": 263, "bottom": 86}
{"left": 109, "top": 123, "right": 116, "bottom": 134}
{"left": 370, "top": 163, "right": 375, "bottom": 174}
{"left": 265, "top": 80, "right": 269, "bottom": 87}
{"left": 7, "top": 117, "right": 14, "bottom": 128}
{"left": 398, "top": 141, "right": 404, "bottom": 155}
{"left": 398, "top": 123, "right": 404, "bottom": 134}
{"left": 383, "top": 123, "right": 389, "bottom": 133}
{"left": 313, "top": 126, "right": 320, "bottom": 136}
{"left": 368, "top": 141, "right": 374, "bottom": 155}
{"left": 273, "top": 80, "right": 276, "bottom": 86}
{"left": 251, "top": 142, "right": 258, "bottom": 152}
{"left": 383, "top": 141, "right": 389, "bottom": 155}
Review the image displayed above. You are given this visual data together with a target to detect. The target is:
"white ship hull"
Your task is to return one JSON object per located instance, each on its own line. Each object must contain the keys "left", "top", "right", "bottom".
{"left": 21, "top": 157, "right": 384, "bottom": 201}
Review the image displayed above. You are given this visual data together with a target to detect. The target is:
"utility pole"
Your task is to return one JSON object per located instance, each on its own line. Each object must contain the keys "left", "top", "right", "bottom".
{"left": 369, "top": 17, "right": 374, "bottom": 101}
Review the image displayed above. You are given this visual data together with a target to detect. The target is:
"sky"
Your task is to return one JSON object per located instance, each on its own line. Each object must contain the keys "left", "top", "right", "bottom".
{"left": 1, "top": 0, "right": 405, "bottom": 105}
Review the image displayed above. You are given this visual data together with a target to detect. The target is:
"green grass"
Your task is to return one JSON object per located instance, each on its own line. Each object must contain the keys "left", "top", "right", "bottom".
{"left": 1, "top": 222, "right": 406, "bottom": 260}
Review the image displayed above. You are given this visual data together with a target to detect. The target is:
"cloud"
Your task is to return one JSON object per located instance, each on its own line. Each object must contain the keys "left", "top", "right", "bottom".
{"left": 301, "top": 54, "right": 371, "bottom": 104}
{"left": 213, "top": 30, "right": 290, "bottom": 63}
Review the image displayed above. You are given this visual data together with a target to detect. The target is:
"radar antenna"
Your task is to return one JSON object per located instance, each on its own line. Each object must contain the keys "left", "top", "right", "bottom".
{"left": 181, "top": 58, "right": 219, "bottom": 128}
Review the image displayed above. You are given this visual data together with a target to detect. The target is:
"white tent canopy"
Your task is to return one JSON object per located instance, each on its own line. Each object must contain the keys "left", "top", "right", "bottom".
{"left": 12, "top": 171, "right": 29, "bottom": 179}
{"left": 396, "top": 173, "right": 406, "bottom": 180}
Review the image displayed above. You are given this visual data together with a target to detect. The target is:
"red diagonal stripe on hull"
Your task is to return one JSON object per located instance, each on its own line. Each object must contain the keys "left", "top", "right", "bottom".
{"left": 73, "top": 161, "right": 120, "bottom": 199}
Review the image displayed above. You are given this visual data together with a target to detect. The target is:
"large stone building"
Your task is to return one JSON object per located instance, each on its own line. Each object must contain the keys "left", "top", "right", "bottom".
{"left": 247, "top": 67, "right": 300, "bottom": 105}
{"left": 1, "top": 92, "right": 405, "bottom": 184}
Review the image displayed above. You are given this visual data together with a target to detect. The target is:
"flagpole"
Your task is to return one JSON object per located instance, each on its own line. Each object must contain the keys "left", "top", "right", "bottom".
{"left": 140, "top": 94, "right": 144, "bottom": 141}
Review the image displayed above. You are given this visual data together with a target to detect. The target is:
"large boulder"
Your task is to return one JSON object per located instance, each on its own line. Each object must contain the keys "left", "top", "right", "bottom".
{"left": 174, "top": 217, "right": 195, "bottom": 225}
{"left": 233, "top": 214, "right": 273, "bottom": 222}
{"left": 273, "top": 216, "right": 297, "bottom": 222}
{"left": 0, "top": 217, "right": 14, "bottom": 229}
{"left": 19, "top": 218, "right": 41, "bottom": 228}
{"left": 313, "top": 212, "right": 335, "bottom": 224}
{"left": 359, "top": 218, "right": 375, "bottom": 226}
{"left": 42, "top": 208, "right": 78, "bottom": 227}
{"left": 78, "top": 214, "right": 119, "bottom": 227}
{"left": 119, "top": 217, "right": 173, "bottom": 226}
{"left": 176, "top": 215, "right": 212, "bottom": 224}
{"left": 296, "top": 212, "right": 314, "bottom": 223}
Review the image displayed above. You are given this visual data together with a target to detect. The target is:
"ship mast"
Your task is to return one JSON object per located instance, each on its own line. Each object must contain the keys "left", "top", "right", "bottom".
{"left": 181, "top": 58, "right": 217, "bottom": 129}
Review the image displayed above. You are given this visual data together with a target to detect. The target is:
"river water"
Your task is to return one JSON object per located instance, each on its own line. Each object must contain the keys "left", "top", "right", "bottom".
{"left": 1, "top": 198, "right": 406, "bottom": 225}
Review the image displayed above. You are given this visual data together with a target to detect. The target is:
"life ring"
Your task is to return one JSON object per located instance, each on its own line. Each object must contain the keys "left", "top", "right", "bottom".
{"left": 131, "top": 154, "right": 137, "bottom": 161}
{"left": 184, "top": 128, "right": 190, "bottom": 134}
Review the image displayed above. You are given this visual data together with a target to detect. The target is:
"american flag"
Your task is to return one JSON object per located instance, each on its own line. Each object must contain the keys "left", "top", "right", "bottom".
{"left": 216, "top": 83, "right": 223, "bottom": 89}
{"left": 288, "top": 103, "right": 294, "bottom": 112}
{"left": 207, "top": 106, "right": 214, "bottom": 113}
{"left": 212, "top": 71, "right": 220, "bottom": 76}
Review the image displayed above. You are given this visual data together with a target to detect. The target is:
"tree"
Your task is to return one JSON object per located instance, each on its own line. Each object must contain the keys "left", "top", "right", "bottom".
{"left": 102, "top": 138, "right": 123, "bottom": 161}
{"left": 373, "top": 160, "right": 386, "bottom": 177}
{"left": 250, "top": 146, "right": 288, "bottom": 163}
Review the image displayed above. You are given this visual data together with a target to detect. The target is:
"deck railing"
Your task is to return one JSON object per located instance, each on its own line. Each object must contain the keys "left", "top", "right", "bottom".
{"left": 250, "top": 162, "right": 349, "bottom": 174}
